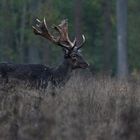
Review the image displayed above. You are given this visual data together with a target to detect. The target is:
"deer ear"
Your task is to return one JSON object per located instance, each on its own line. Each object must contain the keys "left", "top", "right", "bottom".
{"left": 63, "top": 48, "right": 69, "bottom": 55}
{"left": 78, "top": 49, "right": 82, "bottom": 53}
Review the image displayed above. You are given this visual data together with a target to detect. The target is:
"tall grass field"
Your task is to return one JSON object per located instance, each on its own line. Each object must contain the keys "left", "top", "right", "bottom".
{"left": 0, "top": 74, "right": 140, "bottom": 140}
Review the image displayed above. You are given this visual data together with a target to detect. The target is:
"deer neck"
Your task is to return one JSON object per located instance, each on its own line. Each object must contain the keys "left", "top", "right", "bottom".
{"left": 52, "top": 59, "right": 72, "bottom": 85}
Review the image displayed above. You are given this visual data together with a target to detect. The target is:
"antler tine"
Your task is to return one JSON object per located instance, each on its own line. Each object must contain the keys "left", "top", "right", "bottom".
{"left": 43, "top": 18, "right": 57, "bottom": 42}
{"left": 73, "top": 37, "right": 77, "bottom": 47}
{"left": 32, "top": 18, "right": 83, "bottom": 50}
{"left": 32, "top": 18, "right": 58, "bottom": 44}
{"left": 54, "top": 19, "right": 74, "bottom": 48}
{"left": 77, "top": 35, "right": 86, "bottom": 50}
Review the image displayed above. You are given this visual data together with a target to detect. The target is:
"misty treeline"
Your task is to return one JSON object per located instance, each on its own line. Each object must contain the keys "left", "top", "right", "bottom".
{"left": 0, "top": 0, "right": 140, "bottom": 76}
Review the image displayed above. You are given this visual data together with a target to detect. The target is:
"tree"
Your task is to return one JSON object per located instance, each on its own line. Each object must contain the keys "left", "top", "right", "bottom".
{"left": 116, "top": 0, "right": 128, "bottom": 79}
{"left": 74, "top": 0, "right": 83, "bottom": 46}
{"left": 102, "top": 0, "right": 112, "bottom": 73}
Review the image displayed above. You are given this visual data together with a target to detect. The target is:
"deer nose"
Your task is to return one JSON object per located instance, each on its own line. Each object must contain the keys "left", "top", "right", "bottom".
{"left": 81, "top": 62, "right": 89, "bottom": 69}
{"left": 85, "top": 62, "right": 89, "bottom": 68}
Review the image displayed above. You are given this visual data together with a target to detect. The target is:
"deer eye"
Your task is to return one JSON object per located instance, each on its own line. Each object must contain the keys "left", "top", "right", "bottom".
{"left": 71, "top": 54, "right": 77, "bottom": 58}
{"left": 72, "top": 57, "right": 77, "bottom": 62}
{"left": 72, "top": 56, "right": 76, "bottom": 59}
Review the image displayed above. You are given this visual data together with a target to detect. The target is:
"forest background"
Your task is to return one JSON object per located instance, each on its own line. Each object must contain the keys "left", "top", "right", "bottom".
{"left": 0, "top": 0, "right": 139, "bottom": 78}
{"left": 1, "top": 1, "right": 140, "bottom": 140}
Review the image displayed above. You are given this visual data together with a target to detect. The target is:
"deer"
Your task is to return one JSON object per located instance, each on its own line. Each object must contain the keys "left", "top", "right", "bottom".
{"left": 0, "top": 18, "right": 89, "bottom": 89}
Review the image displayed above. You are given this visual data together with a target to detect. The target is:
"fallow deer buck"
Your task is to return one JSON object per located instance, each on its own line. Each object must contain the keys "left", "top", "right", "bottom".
{"left": 0, "top": 18, "right": 89, "bottom": 88}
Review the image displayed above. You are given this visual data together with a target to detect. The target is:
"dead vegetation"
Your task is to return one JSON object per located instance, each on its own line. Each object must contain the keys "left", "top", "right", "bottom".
{"left": 0, "top": 75, "right": 140, "bottom": 140}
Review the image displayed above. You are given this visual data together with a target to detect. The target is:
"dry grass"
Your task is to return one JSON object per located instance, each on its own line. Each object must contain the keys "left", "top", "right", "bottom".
{"left": 0, "top": 75, "right": 140, "bottom": 140}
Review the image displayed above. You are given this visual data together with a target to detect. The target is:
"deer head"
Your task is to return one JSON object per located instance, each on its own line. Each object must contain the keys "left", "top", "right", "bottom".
{"left": 32, "top": 18, "right": 89, "bottom": 69}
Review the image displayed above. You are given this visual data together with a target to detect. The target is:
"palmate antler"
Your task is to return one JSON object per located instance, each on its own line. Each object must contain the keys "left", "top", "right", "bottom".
{"left": 32, "top": 18, "right": 85, "bottom": 50}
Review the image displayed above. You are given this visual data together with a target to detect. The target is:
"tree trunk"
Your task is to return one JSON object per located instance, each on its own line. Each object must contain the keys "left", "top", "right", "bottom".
{"left": 28, "top": 1, "right": 41, "bottom": 64}
{"left": 74, "top": 0, "right": 83, "bottom": 46}
{"left": 41, "top": 0, "right": 51, "bottom": 65}
{"left": 1, "top": 0, "right": 13, "bottom": 61}
{"left": 102, "top": 0, "right": 112, "bottom": 74}
{"left": 116, "top": 0, "right": 128, "bottom": 79}
{"left": 19, "top": 3, "right": 26, "bottom": 63}
{"left": 43, "top": 43, "right": 50, "bottom": 65}
{"left": 28, "top": 45, "right": 40, "bottom": 64}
